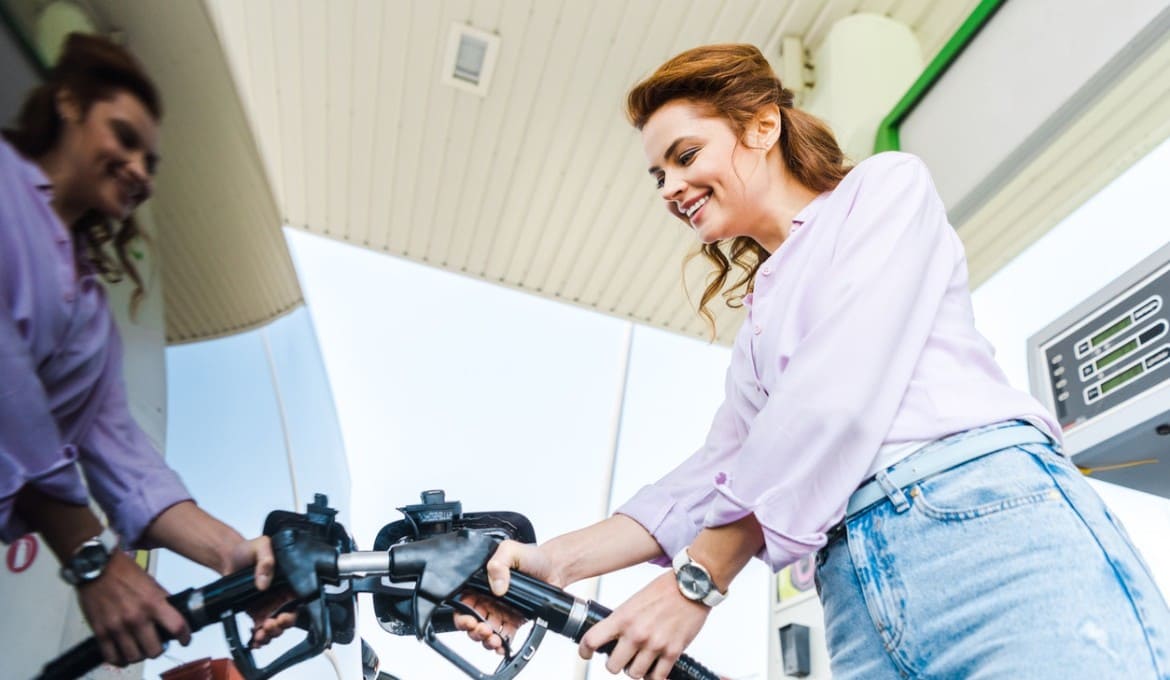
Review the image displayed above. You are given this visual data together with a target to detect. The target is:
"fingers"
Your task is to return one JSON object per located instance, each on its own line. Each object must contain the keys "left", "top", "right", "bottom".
{"left": 602, "top": 636, "right": 637, "bottom": 676}
{"left": 648, "top": 653, "right": 680, "bottom": 680}
{"left": 625, "top": 648, "right": 660, "bottom": 680}
{"left": 485, "top": 541, "right": 518, "bottom": 596}
{"left": 251, "top": 536, "right": 276, "bottom": 590}
{"left": 95, "top": 632, "right": 120, "bottom": 667}
{"left": 453, "top": 598, "right": 520, "bottom": 655}
{"left": 250, "top": 611, "right": 294, "bottom": 648}
{"left": 111, "top": 628, "right": 143, "bottom": 666}
{"left": 155, "top": 599, "right": 192, "bottom": 646}
{"left": 133, "top": 619, "right": 165, "bottom": 660}
{"left": 249, "top": 604, "right": 297, "bottom": 648}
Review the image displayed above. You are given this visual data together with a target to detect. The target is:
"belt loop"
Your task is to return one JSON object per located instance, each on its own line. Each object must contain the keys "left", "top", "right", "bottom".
{"left": 1021, "top": 418, "right": 1063, "bottom": 455}
{"left": 873, "top": 469, "right": 911, "bottom": 513}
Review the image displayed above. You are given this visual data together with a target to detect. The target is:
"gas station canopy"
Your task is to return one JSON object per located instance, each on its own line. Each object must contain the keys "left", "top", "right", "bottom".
{"left": 4, "top": 0, "right": 1170, "bottom": 347}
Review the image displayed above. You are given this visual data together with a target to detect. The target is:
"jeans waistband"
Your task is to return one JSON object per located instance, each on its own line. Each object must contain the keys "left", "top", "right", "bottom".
{"left": 844, "top": 421, "right": 1054, "bottom": 522}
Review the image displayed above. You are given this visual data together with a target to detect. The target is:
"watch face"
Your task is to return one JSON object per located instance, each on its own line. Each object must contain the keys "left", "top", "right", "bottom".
{"left": 676, "top": 563, "right": 712, "bottom": 600}
{"left": 74, "top": 544, "right": 111, "bottom": 580}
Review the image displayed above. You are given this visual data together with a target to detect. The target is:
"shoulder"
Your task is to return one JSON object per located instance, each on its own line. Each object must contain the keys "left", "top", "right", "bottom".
{"left": 826, "top": 151, "right": 940, "bottom": 214}
{"left": 0, "top": 137, "right": 28, "bottom": 176}
{"left": 843, "top": 151, "right": 932, "bottom": 190}
{"left": 0, "top": 138, "right": 43, "bottom": 208}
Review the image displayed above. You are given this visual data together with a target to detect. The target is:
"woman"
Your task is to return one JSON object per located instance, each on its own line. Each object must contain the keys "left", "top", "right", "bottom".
{"left": 0, "top": 33, "right": 289, "bottom": 665}
{"left": 458, "top": 44, "right": 1170, "bottom": 678}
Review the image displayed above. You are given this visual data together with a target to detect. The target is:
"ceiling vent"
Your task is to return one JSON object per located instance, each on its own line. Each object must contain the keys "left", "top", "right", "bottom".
{"left": 442, "top": 23, "right": 500, "bottom": 97}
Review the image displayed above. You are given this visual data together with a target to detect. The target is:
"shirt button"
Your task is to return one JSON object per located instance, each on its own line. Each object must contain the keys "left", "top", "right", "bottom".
{"left": 715, "top": 472, "right": 727, "bottom": 484}
{"left": 761, "top": 266, "right": 771, "bottom": 276}
{"left": 753, "top": 324, "right": 762, "bottom": 335}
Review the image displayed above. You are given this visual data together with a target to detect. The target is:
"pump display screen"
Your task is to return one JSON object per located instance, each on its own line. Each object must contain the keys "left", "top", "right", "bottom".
{"left": 1101, "top": 364, "right": 1144, "bottom": 395}
{"left": 1037, "top": 264, "right": 1170, "bottom": 425}
{"left": 1092, "top": 316, "right": 1132, "bottom": 347}
{"left": 1097, "top": 339, "right": 1138, "bottom": 370}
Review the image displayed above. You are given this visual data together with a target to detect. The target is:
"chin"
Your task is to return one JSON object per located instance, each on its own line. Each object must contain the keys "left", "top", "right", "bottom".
{"left": 694, "top": 224, "right": 726, "bottom": 244}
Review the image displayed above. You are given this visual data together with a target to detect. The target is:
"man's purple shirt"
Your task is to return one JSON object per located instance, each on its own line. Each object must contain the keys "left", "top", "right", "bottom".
{"left": 0, "top": 139, "right": 190, "bottom": 546}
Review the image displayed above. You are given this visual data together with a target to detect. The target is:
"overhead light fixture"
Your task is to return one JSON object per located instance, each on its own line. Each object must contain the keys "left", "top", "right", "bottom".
{"left": 442, "top": 23, "right": 500, "bottom": 97}
{"left": 35, "top": 0, "right": 98, "bottom": 63}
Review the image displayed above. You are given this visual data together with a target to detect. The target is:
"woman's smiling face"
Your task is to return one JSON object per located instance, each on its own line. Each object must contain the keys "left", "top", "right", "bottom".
{"left": 642, "top": 99, "right": 763, "bottom": 245}
{"left": 58, "top": 89, "right": 159, "bottom": 222}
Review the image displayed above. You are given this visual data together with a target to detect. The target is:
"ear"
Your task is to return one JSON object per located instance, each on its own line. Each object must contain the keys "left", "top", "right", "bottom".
{"left": 743, "top": 104, "right": 781, "bottom": 151}
{"left": 55, "top": 88, "right": 82, "bottom": 124}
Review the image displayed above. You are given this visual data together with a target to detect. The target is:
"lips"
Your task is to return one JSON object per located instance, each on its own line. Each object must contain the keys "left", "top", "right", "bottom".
{"left": 680, "top": 191, "right": 711, "bottom": 226}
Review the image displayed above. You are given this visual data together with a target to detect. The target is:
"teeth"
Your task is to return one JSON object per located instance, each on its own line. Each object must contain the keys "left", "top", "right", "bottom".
{"left": 685, "top": 194, "right": 710, "bottom": 218}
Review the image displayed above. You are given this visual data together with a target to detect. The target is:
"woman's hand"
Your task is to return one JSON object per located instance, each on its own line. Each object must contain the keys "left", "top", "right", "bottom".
{"left": 580, "top": 570, "right": 709, "bottom": 680}
{"left": 453, "top": 540, "right": 563, "bottom": 654}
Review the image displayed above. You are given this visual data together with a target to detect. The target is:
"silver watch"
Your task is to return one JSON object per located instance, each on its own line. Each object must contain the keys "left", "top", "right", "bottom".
{"left": 671, "top": 548, "right": 726, "bottom": 607}
{"left": 60, "top": 527, "right": 119, "bottom": 586}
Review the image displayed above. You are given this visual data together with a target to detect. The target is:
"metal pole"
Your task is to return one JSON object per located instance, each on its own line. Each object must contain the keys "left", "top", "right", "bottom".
{"left": 261, "top": 327, "right": 301, "bottom": 510}
{"left": 578, "top": 322, "right": 635, "bottom": 680}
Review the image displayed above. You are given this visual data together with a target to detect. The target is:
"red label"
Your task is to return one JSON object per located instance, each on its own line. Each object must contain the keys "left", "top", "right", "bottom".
{"left": 6, "top": 535, "right": 38, "bottom": 573}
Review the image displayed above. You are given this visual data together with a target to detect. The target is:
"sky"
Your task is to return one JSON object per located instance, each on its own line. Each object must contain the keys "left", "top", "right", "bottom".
{"left": 145, "top": 133, "right": 1170, "bottom": 680}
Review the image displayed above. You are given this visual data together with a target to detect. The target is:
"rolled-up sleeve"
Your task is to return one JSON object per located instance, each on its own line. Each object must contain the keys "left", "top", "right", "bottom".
{"left": 705, "top": 155, "right": 957, "bottom": 570}
{"left": 0, "top": 305, "right": 89, "bottom": 543}
{"left": 79, "top": 327, "right": 191, "bottom": 548}
{"left": 616, "top": 361, "right": 750, "bottom": 565}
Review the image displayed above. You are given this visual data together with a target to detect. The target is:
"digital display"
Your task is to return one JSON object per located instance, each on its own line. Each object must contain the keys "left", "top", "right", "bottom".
{"left": 1101, "top": 363, "right": 1143, "bottom": 395}
{"left": 1091, "top": 316, "right": 1132, "bottom": 347}
{"left": 1096, "top": 339, "right": 1139, "bottom": 370}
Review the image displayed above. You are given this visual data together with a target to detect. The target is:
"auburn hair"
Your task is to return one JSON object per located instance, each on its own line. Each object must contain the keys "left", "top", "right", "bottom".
{"left": 3, "top": 32, "right": 162, "bottom": 315}
{"left": 626, "top": 44, "right": 850, "bottom": 338}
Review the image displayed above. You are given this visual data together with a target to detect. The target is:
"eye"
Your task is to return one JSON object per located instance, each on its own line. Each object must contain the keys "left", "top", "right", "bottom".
{"left": 112, "top": 121, "right": 140, "bottom": 150}
{"left": 679, "top": 148, "right": 699, "bottom": 165}
{"left": 655, "top": 173, "right": 664, "bottom": 190}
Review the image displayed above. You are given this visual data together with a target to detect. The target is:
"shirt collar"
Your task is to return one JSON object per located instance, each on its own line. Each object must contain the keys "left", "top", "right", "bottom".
{"left": 789, "top": 191, "right": 829, "bottom": 234}
{"left": 2, "top": 138, "right": 55, "bottom": 197}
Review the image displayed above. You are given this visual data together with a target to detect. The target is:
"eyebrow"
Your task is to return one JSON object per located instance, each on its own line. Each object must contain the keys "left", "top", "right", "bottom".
{"left": 647, "top": 137, "right": 696, "bottom": 175}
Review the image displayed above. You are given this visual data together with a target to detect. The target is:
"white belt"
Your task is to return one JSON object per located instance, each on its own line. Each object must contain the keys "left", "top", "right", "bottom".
{"left": 844, "top": 423, "right": 1053, "bottom": 520}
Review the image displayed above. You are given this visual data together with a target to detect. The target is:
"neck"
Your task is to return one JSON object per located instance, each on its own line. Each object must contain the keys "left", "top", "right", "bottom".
{"left": 35, "top": 147, "right": 86, "bottom": 227}
{"left": 752, "top": 155, "right": 821, "bottom": 253}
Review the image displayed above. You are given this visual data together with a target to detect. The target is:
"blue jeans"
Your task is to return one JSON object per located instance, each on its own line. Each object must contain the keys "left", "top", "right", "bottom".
{"left": 816, "top": 422, "right": 1170, "bottom": 678}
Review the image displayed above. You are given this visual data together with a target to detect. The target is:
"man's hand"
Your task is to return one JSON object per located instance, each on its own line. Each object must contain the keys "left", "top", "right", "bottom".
{"left": 76, "top": 550, "right": 190, "bottom": 665}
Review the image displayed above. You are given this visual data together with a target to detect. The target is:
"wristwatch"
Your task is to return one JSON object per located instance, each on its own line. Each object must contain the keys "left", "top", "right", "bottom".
{"left": 60, "top": 527, "right": 119, "bottom": 586}
{"left": 672, "top": 548, "right": 726, "bottom": 607}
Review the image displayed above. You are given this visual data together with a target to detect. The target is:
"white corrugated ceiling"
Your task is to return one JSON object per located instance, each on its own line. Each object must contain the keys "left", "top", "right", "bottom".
{"left": 198, "top": 0, "right": 980, "bottom": 344}
{"left": 36, "top": 0, "right": 1163, "bottom": 345}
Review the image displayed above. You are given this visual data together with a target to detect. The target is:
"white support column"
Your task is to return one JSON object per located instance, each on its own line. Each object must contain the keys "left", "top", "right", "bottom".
{"left": 801, "top": 14, "right": 924, "bottom": 162}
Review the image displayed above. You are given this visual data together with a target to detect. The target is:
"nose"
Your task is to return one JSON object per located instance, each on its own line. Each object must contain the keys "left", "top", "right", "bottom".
{"left": 659, "top": 171, "right": 685, "bottom": 203}
{"left": 126, "top": 154, "right": 154, "bottom": 202}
